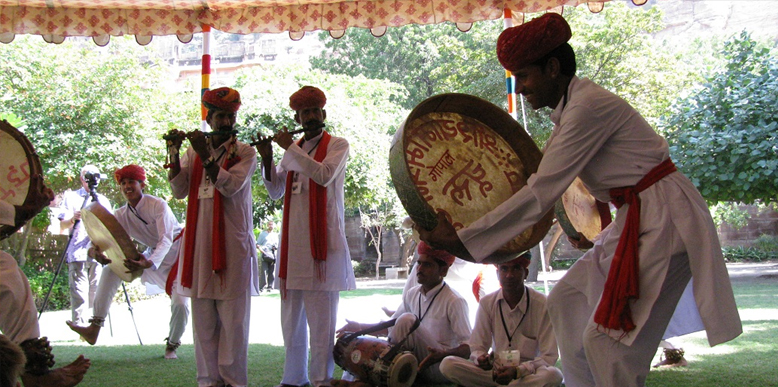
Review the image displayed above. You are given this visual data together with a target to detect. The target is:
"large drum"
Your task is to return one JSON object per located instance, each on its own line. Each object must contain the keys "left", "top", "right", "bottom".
{"left": 81, "top": 202, "right": 143, "bottom": 282}
{"left": 334, "top": 336, "right": 417, "bottom": 387}
{"left": 0, "top": 120, "right": 44, "bottom": 240}
{"left": 554, "top": 178, "right": 611, "bottom": 242}
{"left": 389, "top": 94, "right": 553, "bottom": 262}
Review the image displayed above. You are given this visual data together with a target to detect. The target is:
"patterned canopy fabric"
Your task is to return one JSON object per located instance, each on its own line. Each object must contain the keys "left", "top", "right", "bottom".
{"left": 0, "top": 0, "right": 607, "bottom": 41}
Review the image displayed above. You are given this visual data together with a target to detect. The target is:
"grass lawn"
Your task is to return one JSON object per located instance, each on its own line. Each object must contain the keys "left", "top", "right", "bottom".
{"left": 52, "top": 279, "right": 778, "bottom": 387}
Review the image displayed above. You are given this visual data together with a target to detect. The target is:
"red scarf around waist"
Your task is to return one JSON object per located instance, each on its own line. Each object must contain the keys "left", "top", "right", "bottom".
{"left": 279, "top": 132, "right": 332, "bottom": 294}
{"left": 594, "top": 158, "right": 676, "bottom": 333}
{"left": 180, "top": 151, "right": 242, "bottom": 289}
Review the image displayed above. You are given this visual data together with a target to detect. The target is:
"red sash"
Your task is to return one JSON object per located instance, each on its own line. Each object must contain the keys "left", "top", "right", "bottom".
{"left": 594, "top": 158, "right": 677, "bottom": 333}
{"left": 180, "top": 152, "right": 241, "bottom": 289}
{"left": 278, "top": 132, "right": 332, "bottom": 296}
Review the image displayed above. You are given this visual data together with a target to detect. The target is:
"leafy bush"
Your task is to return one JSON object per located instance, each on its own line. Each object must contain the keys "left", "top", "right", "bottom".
{"left": 722, "top": 246, "right": 778, "bottom": 262}
{"left": 753, "top": 234, "right": 778, "bottom": 252}
{"left": 23, "top": 260, "right": 70, "bottom": 311}
{"left": 351, "top": 259, "right": 375, "bottom": 278}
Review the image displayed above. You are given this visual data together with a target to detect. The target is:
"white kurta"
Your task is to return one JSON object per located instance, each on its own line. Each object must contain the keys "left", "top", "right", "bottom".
{"left": 0, "top": 203, "right": 39, "bottom": 343}
{"left": 263, "top": 132, "right": 356, "bottom": 291}
{"left": 113, "top": 194, "right": 183, "bottom": 295}
{"left": 60, "top": 187, "right": 112, "bottom": 263}
{"left": 458, "top": 76, "right": 741, "bottom": 347}
{"left": 170, "top": 141, "right": 260, "bottom": 299}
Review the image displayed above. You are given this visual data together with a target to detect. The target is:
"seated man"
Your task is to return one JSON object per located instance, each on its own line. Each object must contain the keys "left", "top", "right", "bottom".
{"left": 334, "top": 242, "right": 471, "bottom": 386}
{"left": 67, "top": 165, "right": 190, "bottom": 359}
{"left": 0, "top": 181, "right": 91, "bottom": 387}
{"left": 439, "top": 252, "right": 563, "bottom": 387}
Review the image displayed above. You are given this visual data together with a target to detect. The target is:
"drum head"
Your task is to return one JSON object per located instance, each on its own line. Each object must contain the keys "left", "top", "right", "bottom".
{"left": 385, "top": 352, "right": 418, "bottom": 387}
{"left": 81, "top": 202, "right": 142, "bottom": 282}
{"left": 389, "top": 94, "right": 553, "bottom": 262}
{"left": 0, "top": 120, "right": 43, "bottom": 239}
{"left": 555, "top": 178, "right": 608, "bottom": 241}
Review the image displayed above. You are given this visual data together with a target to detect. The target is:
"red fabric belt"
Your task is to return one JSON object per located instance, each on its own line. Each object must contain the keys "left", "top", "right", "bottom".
{"left": 593, "top": 158, "right": 677, "bottom": 333}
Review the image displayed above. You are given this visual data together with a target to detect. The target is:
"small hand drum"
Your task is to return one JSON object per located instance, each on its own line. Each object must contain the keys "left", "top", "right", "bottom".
{"left": 81, "top": 202, "right": 143, "bottom": 282}
{"left": 0, "top": 120, "right": 43, "bottom": 240}
{"left": 334, "top": 336, "right": 417, "bottom": 387}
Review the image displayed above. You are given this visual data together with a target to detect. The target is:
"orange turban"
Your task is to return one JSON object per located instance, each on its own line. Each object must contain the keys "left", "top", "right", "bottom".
{"left": 497, "top": 13, "right": 572, "bottom": 72}
{"left": 114, "top": 164, "right": 146, "bottom": 183}
{"left": 289, "top": 86, "right": 327, "bottom": 111}
{"left": 417, "top": 241, "right": 456, "bottom": 268}
{"left": 202, "top": 87, "right": 241, "bottom": 113}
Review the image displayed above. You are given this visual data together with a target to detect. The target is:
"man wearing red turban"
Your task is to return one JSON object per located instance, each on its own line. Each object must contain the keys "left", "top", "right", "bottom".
{"left": 419, "top": 12, "right": 741, "bottom": 387}
{"left": 167, "top": 87, "right": 260, "bottom": 387}
{"left": 334, "top": 241, "right": 471, "bottom": 387}
{"left": 67, "top": 165, "right": 190, "bottom": 361}
{"left": 257, "top": 85, "right": 355, "bottom": 387}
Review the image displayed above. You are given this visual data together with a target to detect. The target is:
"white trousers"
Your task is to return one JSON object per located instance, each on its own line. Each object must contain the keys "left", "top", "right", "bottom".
{"left": 439, "top": 356, "right": 563, "bottom": 387}
{"left": 68, "top": 260, "right": 101, "bottom": 325}
{"left": 547, "top": 253, "right": 691, "bottom": 387}
{"left": 280, "top": 289, "right": 339, "bottom": 387}
{"left": 93, "top": 266, "right": 190, "bottom": 343}
{"left": 0, "top": 252, "right": 40, "bottom": 343}
{"left": 388, "top": 313, "right": 448, "bottom": 384}
{"left": 192, "top": 290, "right": 251, "bottom": 387}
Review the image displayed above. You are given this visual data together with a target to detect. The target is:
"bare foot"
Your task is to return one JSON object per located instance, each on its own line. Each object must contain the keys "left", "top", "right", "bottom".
{"left": 65, "top": 321, "right": 99, "bottom": 345}
{"left": 21, "top": 355, "right": 91, "bottom": 387}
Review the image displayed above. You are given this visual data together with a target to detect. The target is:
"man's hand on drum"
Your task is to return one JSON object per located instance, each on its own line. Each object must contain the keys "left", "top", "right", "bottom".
{"left": 124, "top": 254, "right": 153, "bottom": 272}
{"left": 418, "top": 347, "right": 447, "bottom": 372}
{"left": 568, "top": 234, "right": 594, "bottom": 250}
{"left": 416, "top": 212, "right": 474, "bottom": 261}
{"left": 88, "top": 246, "right": 111, "bottom": 265}
{"left": 335, "top": 319, "right": 362, "bottom": 338}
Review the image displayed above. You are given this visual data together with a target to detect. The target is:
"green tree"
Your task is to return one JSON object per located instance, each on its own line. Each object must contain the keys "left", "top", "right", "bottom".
{"left": 660, "top": 31, "right": 778, "bottom": 204}
{"left": 0, "top": 36, "right": 200, "bottom": 214}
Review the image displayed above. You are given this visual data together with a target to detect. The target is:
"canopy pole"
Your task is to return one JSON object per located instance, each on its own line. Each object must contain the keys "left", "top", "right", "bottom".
{"left": 503, "top": 9, "right": 517, "bottom": 121}
{"left": 201, "top": 24, "right": 212, "bottom": 132}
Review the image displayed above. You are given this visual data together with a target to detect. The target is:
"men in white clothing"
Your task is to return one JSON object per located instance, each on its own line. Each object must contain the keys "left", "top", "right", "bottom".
{"left": 167, "top": 87, "right": 260, "bottom": 387}
{"left": 257, "top": 85, "right": 356, "bottom": 387}
{"left": 60, "top": 165, "right": 112, "bottom": 326}
{"left": 439, "top": 252, "right": 562, "bottom": 387}
{"left": 418, "top": 13, "right": 741, "bottom": 387}
{"left": 0, "top": 184, "right": 91, "bottom": 387}
{"left": 66, "top": 165, "right": 190, "bottom": 360}
{"left": 334, "top": 242, "right": 471, "bottom": 386}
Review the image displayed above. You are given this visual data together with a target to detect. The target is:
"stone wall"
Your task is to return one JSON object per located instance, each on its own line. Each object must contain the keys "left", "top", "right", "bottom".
{"left": 718, "top": 206, "right": 778, "bottom": 247}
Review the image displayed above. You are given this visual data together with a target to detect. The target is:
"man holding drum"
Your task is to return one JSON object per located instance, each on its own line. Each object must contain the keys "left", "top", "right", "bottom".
{"left": 66, "top": 165, "right": 190, "bottom": 360}
{"left": 419, "top": 13, "right": 741, "bottom": 387}
{"left": 167, "top": 87, "right": 260, "bottom": 387}
{"left": 335, "top": 242, "right": 471, "bottom": 386}
{"left": 439, "top": 252, "right": 563, "bottom": 387}
{"left": 60, "top": 165, "right": 112, "bottom": 328}
{"left": 257, "top": 85, "right": 355, "bottom": 387}
{"left": 1, "top": 181, "right": 91, "bottom": 387}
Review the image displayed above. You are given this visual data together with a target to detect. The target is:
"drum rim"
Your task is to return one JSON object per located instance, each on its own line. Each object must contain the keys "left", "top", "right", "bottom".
{"left": 0, "top": 119, "right": 43, "bottom": 240}
{"left": 82, "top": 201, "right": 143, "bottom": 282}
{"left": 389, "top": 93, "right": 553, "bottom": 261}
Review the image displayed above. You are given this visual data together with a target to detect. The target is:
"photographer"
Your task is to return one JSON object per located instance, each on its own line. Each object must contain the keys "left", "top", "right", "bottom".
{"left": 59, "top": 165, "right": 112, "bottom": 327}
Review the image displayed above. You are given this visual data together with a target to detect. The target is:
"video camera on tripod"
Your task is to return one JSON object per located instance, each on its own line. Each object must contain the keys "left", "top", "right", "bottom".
{"left": 84, "top": 171, "right": 108, "bottom": 189}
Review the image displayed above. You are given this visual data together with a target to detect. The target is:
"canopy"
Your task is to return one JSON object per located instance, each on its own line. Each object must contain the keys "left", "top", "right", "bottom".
{"left": 0, "top": 0, "right": 625, "bottom": 44}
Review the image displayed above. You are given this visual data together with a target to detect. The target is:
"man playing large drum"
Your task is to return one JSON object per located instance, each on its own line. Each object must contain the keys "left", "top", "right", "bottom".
{"left": 66, "top": 165, "right": 190, "bottom": 359}
{"left": 439, "top": 252, "right": 563, "bottom": 387}
{"left": 335, "top": 242, "right": 471, "bottom": 386}
{"left": 419, "top": 13, "right": 741, "bottom": 387}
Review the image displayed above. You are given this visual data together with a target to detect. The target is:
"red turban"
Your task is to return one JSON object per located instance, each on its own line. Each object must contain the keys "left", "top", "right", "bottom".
{"left": 114, "top": 164, "right": 146, "bottom": 183}
{"left": 289, "top": 86, "right": 327, "bottom": 111}
{"left": 497, "top": 13, "right": 572, "bottom": 72}
{"left": 202, "top": 87, "right": 242, "bottom": 113}
{"left": 417, "top": 241, "right": 456, "bottom": 268}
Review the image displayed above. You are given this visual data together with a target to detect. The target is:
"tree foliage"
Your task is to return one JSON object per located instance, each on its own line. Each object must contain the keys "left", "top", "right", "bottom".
{"left": 660, "top": 32, "right": 778, "bottom": 204}
{"left": 0, "top": 36, "right": 200, "bottom": 214}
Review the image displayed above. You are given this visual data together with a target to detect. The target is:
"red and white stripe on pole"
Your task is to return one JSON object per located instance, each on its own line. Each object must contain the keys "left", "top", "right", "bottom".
{"left": 201, "top": 24, "right": 212, "bottom": 131}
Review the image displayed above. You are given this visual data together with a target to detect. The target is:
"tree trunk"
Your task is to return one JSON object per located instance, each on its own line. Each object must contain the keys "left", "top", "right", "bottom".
{"left": 373, "top": 226, "right": 382, "bottom": 279}
{"left": 15, "top": 223, "right": 33, "bottom": 267}
{"left": 527, "top": 244, "right": 541, "bottom": 282}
